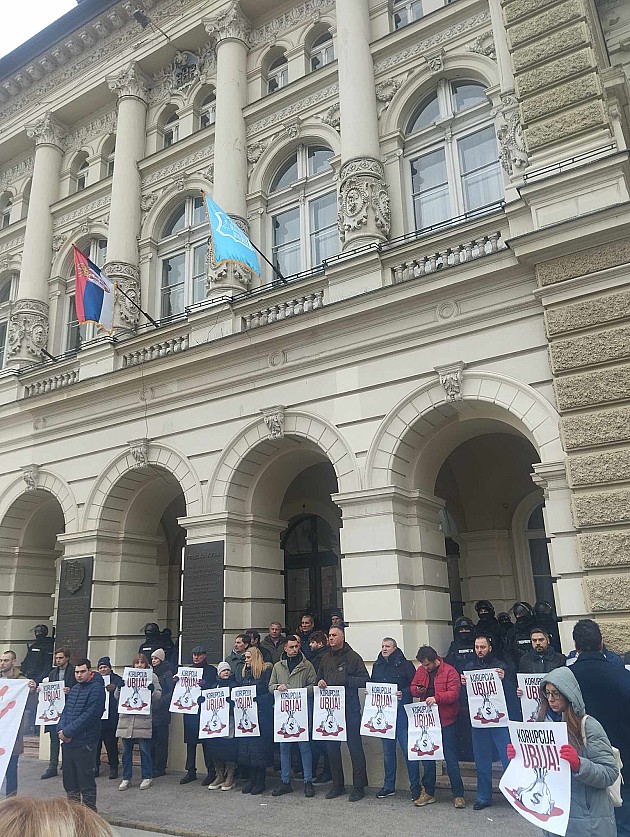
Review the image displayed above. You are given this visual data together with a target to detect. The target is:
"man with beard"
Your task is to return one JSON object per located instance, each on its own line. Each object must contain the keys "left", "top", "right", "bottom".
{"left": 518, "top": 628, "right": 565, "bottom": 674}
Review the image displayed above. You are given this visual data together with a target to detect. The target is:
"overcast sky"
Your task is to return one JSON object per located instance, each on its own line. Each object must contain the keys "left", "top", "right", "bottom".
{"left": 1, "top": 1, "right": 76, "bottom": 59}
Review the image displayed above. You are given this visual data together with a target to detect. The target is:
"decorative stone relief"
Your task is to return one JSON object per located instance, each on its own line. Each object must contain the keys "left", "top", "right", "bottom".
{"left": 247, "top": 83, "right": 338, "bottom": 137}
{"left": 52, "top": 234, "right": 67, "bottom": 252}
{"left": 7, "top": 299, "right": 49, "bottom": 362}
{"left": 103, "top": 261, "right": 140, "bottom": 328}
{"left": 247, "top": 138, "right": 274, "bottom": 179}
{"left": 284, "top": 119, "right": 301, "bottom": 140}
{"left": 21, "top": 464, "right": 40, "bottom": 491}
{"left": 261, "top": 405, "right": 286, "bottom": 440}
{"left": 142, "top": 148, "right": 213, "bottom": 187}
{"left": 424, "top": 49, "right": 445, "bottom": 75}
{"left": 204, "top": 0, "right": 251, "bottom": 44}
{"left": 494, "top": 92, "right": 528, "bottom": 175}
{"left": 26, "top": 112, "right": 66, "bottom": 149}
{"left": 140, "top": 193, "right": 158, "bottom": 213}
{"left": 338, "top": 157, "right": 390, "bottom": 247}
{"left": 148, "top": 43, "right": 216, "bottom": 104}
{"left": 0, "top": 157, "right": 34, "bottom": 191}
{"left": 107, "top": 61, "right": 149, "bottom": 102}
{"left": 248, "top": 0, "right": 335, "bottom": 47}
{"left": 465, "top": 33, "right": 496, "bottom": 59}
{"left": 204, "top": 163, "right": 215, "bottom": 183}
{"left": 64, "top": 110, "right": 117, "bottom": 152}
{"left": 54, "top": 197, "right": 110, "bottom": 230}
{"left": 375, "top": 79, "right": 404, "bottom": 118}
{"left": 435, "top": 361, "right": 465, "bottom": 402}
{"left": 128, "top": 438, "right": 150, "bottom": 468}
{"left": 321, "top": 103, "right": 340, "bottom": 132}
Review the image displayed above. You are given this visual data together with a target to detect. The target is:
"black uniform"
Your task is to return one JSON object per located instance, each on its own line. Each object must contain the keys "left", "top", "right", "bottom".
{"left": 21, "top": 626, "right": 55, "bottom": 683}
{"left": 444, "top": 616, "right": 476, "bottom": 761}
{"left": 496, "top": 612, "right": 513, "bottom": 646}
{"left": 474, "top": 601, "right": 503, "bottom": 654}
{"left": 532, "top": 602, "right": 561, "bottom": 652}
{"left": 138, "top": 623, "right": 167, "bottom": 660}
{"left": 505, "top": 602, "right": 534, "bottom": 666}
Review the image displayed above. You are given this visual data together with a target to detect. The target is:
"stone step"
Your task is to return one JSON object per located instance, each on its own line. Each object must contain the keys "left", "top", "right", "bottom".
{"left": 434, "top": 760, "right": 504, "bottom": 793}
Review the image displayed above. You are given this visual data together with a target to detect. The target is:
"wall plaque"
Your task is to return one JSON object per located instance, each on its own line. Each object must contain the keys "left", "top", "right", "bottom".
{"left": 181, "top": 542, "right": 224, "bottom": 665}
{"left": 56, "top": 556, "right": 93, "bottom": 661}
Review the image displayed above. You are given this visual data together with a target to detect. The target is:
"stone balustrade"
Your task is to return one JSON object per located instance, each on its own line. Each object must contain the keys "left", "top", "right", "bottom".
{"left": 391, "top": 231, "right": 507, "bottom": 284}
{"left": 22, "top": 368, "right": 79, "bottom": 398}
{"left": 120, "top": 334, "right": 190, "bottom": 368}
{"left": 243, "top": 290, "right": 325, "bottom": 330}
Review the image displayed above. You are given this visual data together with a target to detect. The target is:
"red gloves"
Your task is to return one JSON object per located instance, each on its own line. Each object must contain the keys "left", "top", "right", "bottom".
{"left": 507, "top": 743, "right": 516, "bottom": 760}
{"left": 560, "top": 744, "right": 580, "bottom": 772}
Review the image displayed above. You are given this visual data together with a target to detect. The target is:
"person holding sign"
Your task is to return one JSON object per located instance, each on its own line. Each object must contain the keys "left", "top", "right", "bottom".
{"left": 115, "top": 654, "right": 161, "bottom": 791}
{"left": 95, "top": 657, "right": 123, "bottom": 780}
{"left": 411, "top": 646, "right": 465, "bottom": 809}
{"left": 317, "top": 626, "right": 369, "bottom": 802}
{"left": 175, "top": 646, "right": 218, "bottom": 786}
{"left": 150, "top": 649, "right": 174, "bottom": 779}
{"left": 506, "top": 667, "right": 618, "bottom": 837}
{"left": 462, "top": 634, "right": 518, "bottom": 811}
{"left": 0, "top": 651, "right": 37, "bottom": 798}
{"left": 269, "top": 634, "right": 318, "bottom": 798}
{"left": 519, "top": 629, "right": 566, "bottom": 675}
{"left": 235, "top": 646, "right": 273, "bottom": 795}
{"left": 40, "top": 647, "right": 76, "bottom": 780}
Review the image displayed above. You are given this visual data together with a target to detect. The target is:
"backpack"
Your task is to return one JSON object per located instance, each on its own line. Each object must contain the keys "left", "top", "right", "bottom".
{"left": 581, "top": 714, "right": 623, "bottom": 807}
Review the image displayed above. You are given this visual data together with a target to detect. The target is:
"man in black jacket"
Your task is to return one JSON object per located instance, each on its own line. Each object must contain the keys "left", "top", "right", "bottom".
{"left": 445, "top": 616, "right": 476, "bottom": 761}
{"left": 505, "top": 602, "right": 534, "bottom": 666}
{"left": 317, "top": 627, "right": 369, "bottom": 802}
{"left": 150, "top": 649, "right": 174, "bottom": 778}
{"left": 95, "top": 657, "right": 124, "bottom": 779}
{"left": 41, "top": 647, "right": 76, "bottom": 780}
{"left": 178, "top": 645, "right": 218, "bottom": 785}
{"left": 518, "top": 628, "right": 565, "bottom": 674}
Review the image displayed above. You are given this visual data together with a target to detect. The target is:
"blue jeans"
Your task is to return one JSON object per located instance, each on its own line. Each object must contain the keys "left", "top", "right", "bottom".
{"left": 421, "top": 721, "right": 465, "bottom": 798}
{"left": 4, "top": 753, "right": 18, "bottom": 797}
{"left": 280, "top": 741, "right": 312, "bottom": 783}
{"left": 122, "top": 738, "right": 152, "bottom": 781}
{"left": 471, "top": 726, "right": 510, "bottom": 804}
{"left": 382, "top": 704, "right": 420, "bottom": 794}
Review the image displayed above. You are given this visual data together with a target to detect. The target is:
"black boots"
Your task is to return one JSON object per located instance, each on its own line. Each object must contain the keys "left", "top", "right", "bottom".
{"left": 250, "top": 767, "right": 266, "bottom": 795}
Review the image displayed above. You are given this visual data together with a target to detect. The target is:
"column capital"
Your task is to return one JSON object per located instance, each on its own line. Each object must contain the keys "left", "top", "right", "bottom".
{"left": 107, "top": 61, "right": 150, "bottom": 102}
{"left": 204, "top": 1, "right": 250, "bottom": 45}
{"left": 26, "top": 112, "right": 66, "bottom": 149}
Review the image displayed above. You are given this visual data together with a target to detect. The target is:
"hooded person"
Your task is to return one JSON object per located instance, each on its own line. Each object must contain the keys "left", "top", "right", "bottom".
{"left": 138, "top": 623, "right": 166, "bottom": 659}
{"left": 507, "top": 667, "right": 618, "bottom": 837}
{"left": 444, "top": 616, "right": 476, "bottom": 762}
{"left": 505, "top": 602, "right": 535, "bottom": 665}
{"left": 21, "top": 625, "right": 54, "bottom": 684}
{"left": 496, "top": 612, "right": 513, "bottom": 644}
{"left": 474, "top": 601, "right": 502, "bottom": 653}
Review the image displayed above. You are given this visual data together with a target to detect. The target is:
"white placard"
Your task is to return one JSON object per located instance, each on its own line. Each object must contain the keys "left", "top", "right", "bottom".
{"left": 0, "top": 680, "right": 30, "bottom": 788}
{"left": 499, "top": 721, "right": 570, "bottom": 836}
{"left": 465, "top": 668, "right": 509, "bottom": 728}
{"left": 312, "top": 686, "right": 346, "bottom": 742}
{"left": 169, "top": 667, "right": 202, "bottom": 714}
{"left": 232, "top": 685, "right": 260, "bottom": 737}
{"left": 274, "top": 688, "right": 309, "bottom": 743}
{"left": 517, "top": 673, "right": 543, "bottom": 723}
{"left": 36, "top": 680, "right": 65, "bottom": 726}
{"left": 360, "top": 682, "right": 398, "bottom": 739}
{"left": 199, "top": 687, "right": 230, "bottom": 739}
{"left": 101, "top": 674, "right": 110, "bottom": 721}
{"left": 118, "top": 667, "right": 151, "bottom": 715}
{"left": 405, "top": 702, "right": 444, "bottom": 760}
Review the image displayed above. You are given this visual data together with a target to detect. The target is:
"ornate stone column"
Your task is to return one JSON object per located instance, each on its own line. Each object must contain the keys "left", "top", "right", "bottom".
{"left": 7, "top": 113, "right": 65, "bottom": 367}
{"left": 105, "top": 62, "right": 149, "bottom": 333}
{"left": 336, "top": 0, "right": 390, "bottom": 251}
{"left": 204, "top": 1, "right": 253, "bottom": 297}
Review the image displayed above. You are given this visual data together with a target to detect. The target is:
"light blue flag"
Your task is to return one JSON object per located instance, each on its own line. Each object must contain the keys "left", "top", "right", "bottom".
{"left": 204, "top": 194, "right": 261, "bottom": 277}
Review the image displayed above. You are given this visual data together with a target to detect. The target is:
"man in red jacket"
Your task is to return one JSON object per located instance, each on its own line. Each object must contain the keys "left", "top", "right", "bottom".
{"left": 411, "top": 646, "right": 465, "bottom": 809}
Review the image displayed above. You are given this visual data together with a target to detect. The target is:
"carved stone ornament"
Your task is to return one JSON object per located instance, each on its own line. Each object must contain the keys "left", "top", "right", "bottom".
{"left": 148, "top": 43, "right": 216, "bottom": 105}
{"left": 204, "top": 0, "right": 251, "bottom": 45}
{"left": 465, "top": 33, "right": 496, "bottom": 59}
{"left": 284, "top": 119, "right": 300, "bottom": 140}
{"left": 63, "top": 560, "right": 85, "bottom": 594}
{"left": 322, "top": 103, "right": 341, "bottom": 133}
{"left": 103, "top": 261, "right": 140, "bottom": 327}
{"left": 435, "top": 361, "right": 466, "bottom": 402}
{"left": 52, "top": 233, "right": 67, "bottom": 252}
{"left": 425, "top": 49, "right": 445, "bottom": 75}
{"left": 375, "top": 79, "right": 403, "bottom": 118}
{"left": 128, "top": 438, "right": 150, "bottom": 468}
{"left": 495, "top": 92, "right": 528, "bottom": 175}
{"left": 338, "top": 156, "right": 390, "bottom": 247}
{"left": 261, "top": 405, "right": 285, "bottom": 440}
{"left": 140, "top": 193, "right": 158, "bottom": 213}
{"left": 7, "top": 299, "right": 49, "bottom": 362}
{"left": 26, "top": 112, "right": 66, "bottom": 148}
{"left": 21, "top": 464, "right": 40, "bottom": 491}
{"left": 107, "top": 62, "right": 149, "bottom": 102}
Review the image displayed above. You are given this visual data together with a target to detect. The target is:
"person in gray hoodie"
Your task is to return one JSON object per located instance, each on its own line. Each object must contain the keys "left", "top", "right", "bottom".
{"left": 507, "top": 666, "right": 618, "bottom": 837}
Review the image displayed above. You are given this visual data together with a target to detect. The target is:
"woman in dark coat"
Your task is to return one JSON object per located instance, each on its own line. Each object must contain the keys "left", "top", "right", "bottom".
{"left": 234, "top": 647, "right": 273, "bottom": 795}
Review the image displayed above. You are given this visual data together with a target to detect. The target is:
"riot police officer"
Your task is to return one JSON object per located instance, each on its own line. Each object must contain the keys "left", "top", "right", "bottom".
{"left": 138, "top": 623, "right": 167, "bottom": 659}
{"left": 505, "top": 602, "right": 534, "bottom": 665}
{"left": 474, "top": 601, "right": 502, "bottom": 653}
{"left": 532, "top": 601, "right": 560, "bottom": 651}
{"left": 444, "top": 616, "right": 476, "bottom": 761}
{"left": 496, "top": 611, "right": 513, "bottom": 644}
{"left": 21, "top": 624, "right": 55, "bottom": 683}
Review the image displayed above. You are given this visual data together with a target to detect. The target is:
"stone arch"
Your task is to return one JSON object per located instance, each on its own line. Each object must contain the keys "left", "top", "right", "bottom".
{"left": 0, "top": 470, "right": 78, "bottom": 541}
{"left": 52, "top": 225, "right": 109, "bottom": 278}
{"left": 366, "top": 370, "right": 563, "bottom": 490}
{"left": 83, "top": 442, "right": 202, "bottom": 531}
{"left": 208, "top": 410, "right": 360, "bottom": 515}
{"left": 140, "top": 180, "right": 213, "bottom": 240}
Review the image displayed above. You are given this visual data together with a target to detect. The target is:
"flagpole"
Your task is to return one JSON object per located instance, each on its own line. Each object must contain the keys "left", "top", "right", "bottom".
{"left": 116, "top": 284, "right": 161, "bottom": 329}
{"left": 248, "top": 240, "right": 287, "bottom": 285}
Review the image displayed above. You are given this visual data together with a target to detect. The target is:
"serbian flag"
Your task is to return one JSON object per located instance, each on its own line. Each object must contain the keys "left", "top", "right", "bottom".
{"left": 72, "top": 245, "right": 115, "bottom": 333}
{"left": 204, "top": 193, "right": 261, "bottom": 277}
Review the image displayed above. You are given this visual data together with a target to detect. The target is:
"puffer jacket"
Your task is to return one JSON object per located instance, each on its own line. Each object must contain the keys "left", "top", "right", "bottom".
{"left": 58, "top": 671, "right": 105, "bottom": 749}
{"left": 268, "top": 653, "right": 317, "bottom": 691}
{"left": 115, "top": 672, "right": 161, "bottom": 739}
{"left": 371, "top": 647, "right": 416, "bottom": 704}
{"left": 410, "top": 657, "right": 461, "bottom": 727}
{"left": 540, "top": 667, "right": 617, "bottom": 837}
{"left": 317, "top": 642, "right": 369, "bottom": 713}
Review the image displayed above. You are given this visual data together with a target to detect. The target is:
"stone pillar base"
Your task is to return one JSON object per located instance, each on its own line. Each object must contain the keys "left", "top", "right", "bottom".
{"left": 103, "top": 261, "right": 141, "bottom": 335}
{"left": 338, "top": 156, "right": 390, "bottom": 252}
{"left": 6, "top": 299, "right": 49, "bottom": 368}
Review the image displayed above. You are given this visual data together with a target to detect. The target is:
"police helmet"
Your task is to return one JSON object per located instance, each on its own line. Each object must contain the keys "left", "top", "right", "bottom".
{"left": 454, "top": 616, "right": 475, "bottom": 634}
{"left": 497, "top": 612, "right": 512, "bottom": 625}
{"left": 533, "top": 601, "right": 554, "bottom": 617}
{"left": 475, "top": 600, "right": 495, "bottom": 617}
{"left": 512, "top": 601, "right": 533, "bottom": 619}
{"left": 142, "top": 622, "right": 160, "bottom": 635}
{"left": 33, "top": 624, "right": 49, "bottom": 637}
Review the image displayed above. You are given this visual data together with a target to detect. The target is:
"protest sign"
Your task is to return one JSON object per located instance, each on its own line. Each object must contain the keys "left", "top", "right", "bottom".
{"left": 465, "top": 668, "right": 509, "bottom": 728}
{"left": 405, "top": 702, "right": 443, "bottom": 760}
{"left": 0, "top": 680, "right": 30, "bottom": 789}
{"left": 312, "top": 686, "right": 346, "bottom": 741}
{"left": 232, "top": 685, "right": 259, "bottom": 737}
{"left": 361, "top": 682, "right": 397, "bottom": 739}
{"left": 499, "top": 721, "right": 570, "bottom": 836}
{"left": 199, "top": 687, "right": 230, "bottom": 739}
{"left": 36, "top": 680, "right": 65, "bottom": 726}
{"left": 169, "top": 667, "right": 202, "bottom": 714}
{"left": 101, "top": 674, "right": 109, "bottom": 721}
{"left": 273, "top": 688, "right": 309, "bottom": 743}
{"left": 118, "top": 667, "right": 151, "bottom": 715}
{"left": 517, "top": 673, "right": 543, "bottom": 723}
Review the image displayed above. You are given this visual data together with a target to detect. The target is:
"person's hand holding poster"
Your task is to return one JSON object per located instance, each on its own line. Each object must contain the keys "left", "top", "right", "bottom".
{"left": 312, "top": 686, "right": 346, "bottom": 741}
{"left": 101, "top": 674, "right": 110, "bottom": 721}
{"left": 274, "top": 688, "right": 309, "bottom": 742}
{"left": 499, "top": 721, "right": 570, "bottom": 836}
{"left": 405, "top": 702, "right": 443, "bottom": 760}
{"left": 465, "top": 668, "right": 509, "bottom": 728}
{"left": 199, "top": 687, "right": 230, "bottom": 739}
{"left": 118, "top": 667, "right": 151, "bottom": 715}
{"left": 232, "top": 685, "right": 260, "bottom": 737}
{"left": 36, "top": 680, "right": 65, "bottom": 725}
{"left": 0, "top": 680, "right": 32, "bottom": 787}
{"left": 517, "top": 673, "right": 543, "bottom": 723}
{"left": 361, "top": 683, "right": 397, "bottom": 739}
{"left": 170, "top": 667, "right": 202, "bottom": 714}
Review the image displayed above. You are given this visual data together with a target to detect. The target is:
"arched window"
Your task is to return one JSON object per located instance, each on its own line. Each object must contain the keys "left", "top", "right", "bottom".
{"left": 200, "top": 93, "right": 216, "bottom": 129}
{"left": 267, "top": 55, "right": 288, "bottom": 94}
{"left": 0, "top": 195, "right": 12, "bottom": 230}
{"left": 0, "top": 273, "right": 18, "bottom": 367}
{"left": 163, "top": 111, "right": 179, "bottom": 148}
{"left": 158, "top": 196, "right": 207, "bottom": 319}
{"left": 268, "top": 145, "right": 337, "bottom": 277}
{"left": 526, "top": 503, "right": 556, "bottom": 609}
{"left": 76, "top": 159, "right": 89, "bottom": 192}
{"left": 102, "top": 135, "right": 116, "bottom": 178}
{"left": 393, "top": 0, "right": 424, "bottom": 29}
{"left": 310, "top": 32, "right": 334, "bottom": 71}
{"left": 405, "top": 79, "right": 502, "bottom": 231}
{"left": 65, "top": 238, "right": 107, "bottom": 351}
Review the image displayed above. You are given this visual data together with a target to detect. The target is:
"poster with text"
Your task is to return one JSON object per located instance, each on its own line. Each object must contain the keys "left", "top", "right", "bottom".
{"left": 199, "top": 687, "right": 230, "bottom": 739}
{"left": 405, "top": 702, "right": 443, "bottom": 760}
{"left": 118, "top": 667, "right": 151, "bottom": 715}
{"left": 0, "top": 680, "right": 30, "bottom": 788}
{"left": 361, "top": 682, "right": 397, "bottom": 739}
{"left": 312, "top": 686, "right": 346, "bottom": 741}
{"left": 101, "top": 674, "right": 110, "bottom": 721}
{"left": 465, "top": 668, "right": 509, "bottom": 728}
{"left": 274, "top": 688, "right": 309, "bottom": 742}
{"left": 499, "top": 721, "right": 570, "bottom": 836}
{"left": 232, "top": 685, "right": 260, "bottom": 737}
{"left": 36, "top": 680, "right": 65, "bottom": 726}
{"left": 517, "top": 674, "right": 543, "bottom": 723}
{"left": 170, "top": 667, "right": 202, "bottom": 714}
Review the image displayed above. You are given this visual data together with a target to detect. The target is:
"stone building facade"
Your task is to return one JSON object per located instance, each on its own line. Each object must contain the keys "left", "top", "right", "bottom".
{"left": 0, "top": 0, "right": 629, "bottom": 696}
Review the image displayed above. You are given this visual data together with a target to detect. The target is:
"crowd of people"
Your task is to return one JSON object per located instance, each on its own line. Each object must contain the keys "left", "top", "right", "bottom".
{"left": 1, "top": 603, "right": 629, "bottom": 837}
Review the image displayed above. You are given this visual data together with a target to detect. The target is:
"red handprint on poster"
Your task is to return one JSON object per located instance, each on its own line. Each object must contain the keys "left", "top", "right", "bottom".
{"left": 0, "top": 681, "right": 30, "bottom": 769}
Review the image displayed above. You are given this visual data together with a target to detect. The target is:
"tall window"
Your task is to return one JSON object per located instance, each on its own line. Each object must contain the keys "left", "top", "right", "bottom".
{"left": 269, "top": 145, "right": 337, "bottom": 278}
{"left": 406, "top": 79, "right": 503, "bottom": 230}
{"left": 158, "top": 196, "right": 207, "bottom": 319}
{"left": 106, "top": 145, "right": 116, "bottom": 177}
{"left": 393, "top": 0, "right": 423, "bottom": 29}
{"left": 310, "top": 32, "right": 334, "bottom": 71}
{"left": 267, "top": 56, "right": 288, "bottom": 94}
{"left": 200, "top": 93, "right": 216, "bottom": 129}
{"left": 76, "top": 159, "right": 89, "bottom": 192}
{"left": 0, "top": 273, "right": 17, "bottom": 367}
{"left": 526, "top": 504, "right": 556, "bottom": 609}
{"left": 66, "top": 238, "right": 107, "bottom": 351}
{"left": 163, "top": 111, "right": 179, "bottom": 148}
{"left": 0, "top": 197, "right": 12, "bottom": 230}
